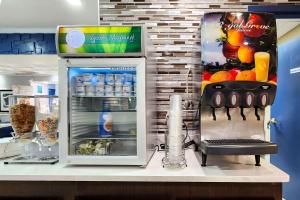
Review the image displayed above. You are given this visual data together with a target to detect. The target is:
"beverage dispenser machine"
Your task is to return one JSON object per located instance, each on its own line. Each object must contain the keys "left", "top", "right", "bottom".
{"left": 198, "top": 12, "right": 278, "bottom": 166}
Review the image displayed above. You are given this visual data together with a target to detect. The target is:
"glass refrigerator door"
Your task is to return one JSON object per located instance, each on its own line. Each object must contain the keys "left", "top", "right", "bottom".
{"left": 68, "top": 67, "right": 137, "bottom": 157}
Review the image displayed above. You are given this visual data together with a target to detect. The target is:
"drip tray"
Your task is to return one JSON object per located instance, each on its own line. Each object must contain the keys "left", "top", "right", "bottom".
{"left": 199, "top": 139, "right": 277, "bottom": 166}
{"left": 4, "top": 156, "right": 58, "bottom": 165}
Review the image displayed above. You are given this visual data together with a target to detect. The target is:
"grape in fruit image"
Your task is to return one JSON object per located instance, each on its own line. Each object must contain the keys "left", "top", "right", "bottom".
{"left": 227, "top": 29, "right": 244, "bottom": 47}
{"left": 235, "top": 70, "right": 256, "bottom": 81}
{"left": 210, "top": 71, "right": 234, "bottom": 83}
{"left": 238, "top": 45, "right": 255, "bottom": 63}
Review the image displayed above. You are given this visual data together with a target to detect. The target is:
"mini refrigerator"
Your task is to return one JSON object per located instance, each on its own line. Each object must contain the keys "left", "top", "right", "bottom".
{"left": 56, "top": 26, "right": 157, "bottom": 166}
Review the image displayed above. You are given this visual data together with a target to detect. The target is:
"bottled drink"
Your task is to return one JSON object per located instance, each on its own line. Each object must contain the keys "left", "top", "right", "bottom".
{"left": 98, "top": 102, "right": 113, "bottom": 137}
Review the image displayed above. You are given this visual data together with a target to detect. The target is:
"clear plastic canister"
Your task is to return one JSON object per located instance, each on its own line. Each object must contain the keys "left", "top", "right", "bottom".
{"left": 8, "top": 95, "right": 35, "bottom": 141}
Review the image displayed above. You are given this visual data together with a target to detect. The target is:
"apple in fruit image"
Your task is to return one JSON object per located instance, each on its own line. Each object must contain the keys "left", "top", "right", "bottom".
{"left": 244, "top": 14, "right": 266, "bottom": 38}
{"left": 222, "top": 42, "right": 239, "bottom": 59}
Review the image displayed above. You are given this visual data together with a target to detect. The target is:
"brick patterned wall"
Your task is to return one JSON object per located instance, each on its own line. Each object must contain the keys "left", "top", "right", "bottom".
{"left": 0, "top": 33, "right": 56, "bottom": 54}
{"left": 99, "top": 0, "right": 300, "bottom": 134}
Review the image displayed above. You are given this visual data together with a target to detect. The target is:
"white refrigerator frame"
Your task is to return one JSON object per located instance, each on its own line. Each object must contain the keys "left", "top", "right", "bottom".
{"left": 59, "top": 57, "right": 155, "bottom": 166}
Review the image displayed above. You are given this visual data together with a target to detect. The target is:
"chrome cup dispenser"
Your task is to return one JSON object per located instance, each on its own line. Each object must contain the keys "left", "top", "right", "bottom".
{"left": 197, "top": 12, "right": 278, "bottom": 166}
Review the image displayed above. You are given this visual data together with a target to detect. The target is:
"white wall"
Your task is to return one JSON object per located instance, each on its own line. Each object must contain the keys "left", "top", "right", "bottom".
{"left": 279, "top": 24, "right": 300, "bottom": 45}
{"left": 0, "top": 75, "right": 58, "bottom": 122}
{"left": 0, "top": 75, "right": 57, "bottom": 90}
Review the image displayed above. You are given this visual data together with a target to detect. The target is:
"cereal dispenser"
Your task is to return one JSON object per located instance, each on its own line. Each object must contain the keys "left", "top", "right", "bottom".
{"left": 5, "top": 95, "right": 59, "bottom": 164}
{"left": 197, "top": 12, "right": 278, "bottom": 166}
{"left": 35, "top": 95, "right": 59, "bottom": 160}
{"left": 8, "top": 95, "right": 35, "bottom": 143}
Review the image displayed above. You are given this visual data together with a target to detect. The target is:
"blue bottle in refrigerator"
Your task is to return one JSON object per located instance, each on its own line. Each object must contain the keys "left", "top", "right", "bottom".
{"left": 98, "top": 102, "right": 113, "bottom": 137}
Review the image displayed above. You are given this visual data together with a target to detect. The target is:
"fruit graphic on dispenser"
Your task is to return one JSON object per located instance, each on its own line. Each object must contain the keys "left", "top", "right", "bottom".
{"left": 222, "top": 42, "right": 239, "bottom": 59}
{"left": 244, "top": 14, "right": 266, "bottom": 38}
{"left": 238, "top": 45, "right": 255, "bottom": 63}
{"left": 202, "top": 71, "right": 212, "bottom": 81}
{"left": 201, "top": 80, "right": 212, "bottom": 95}
{"left": 226, "top": 13, "right": 244, "bottom": 24}
{"left": 229, "top": 68, "right": 241, "bottom": 79}
{"left": 268, "top": 74, "right": 277, "bottom": 85}
{"left": 210, "top": 71, "right": 234, "bottom": 83}
{"left": 268, "top": 80, "right": 277, "bottom": 85}
{"left": 227, "top": 29, "right": 244, "bottom": 47}
{"left": 235, "top": 70, "right": 256, "bottom": 81}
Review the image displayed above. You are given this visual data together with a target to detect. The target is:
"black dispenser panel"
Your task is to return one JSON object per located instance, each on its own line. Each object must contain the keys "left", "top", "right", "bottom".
{"left": 201, "top": 81, "right": 276, "bottom": 108}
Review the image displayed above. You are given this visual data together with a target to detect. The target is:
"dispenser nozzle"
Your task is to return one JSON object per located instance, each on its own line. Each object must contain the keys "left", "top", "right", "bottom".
{"left": 226, "top": 107, "right": 231, "bottom": 120}
{"left": 211, "top": 107, "right": 216, "bottom": 121}
{"left": 240, "top": 107, "right": 246, "bottom": 121}
{"left": 255, "top": 107, "right": 260, "bottom": 121}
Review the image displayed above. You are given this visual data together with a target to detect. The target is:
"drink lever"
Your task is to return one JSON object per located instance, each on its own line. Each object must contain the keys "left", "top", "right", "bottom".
{"left": 240, "top": 107, "right": 246, "bottom": 121}
{"left": 211, "top": 107, "right": 216, "bottom": 121}
{"left": 255, "top": 107, "right": 260, "bottom": 121}
{"left": 226, "top": 107, "right": 231, "bottom": 120}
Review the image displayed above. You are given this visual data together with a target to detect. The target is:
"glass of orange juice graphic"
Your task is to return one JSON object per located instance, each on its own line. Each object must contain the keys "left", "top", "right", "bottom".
{"left": 254, "top": 52, "right": 270, "bottom": 82}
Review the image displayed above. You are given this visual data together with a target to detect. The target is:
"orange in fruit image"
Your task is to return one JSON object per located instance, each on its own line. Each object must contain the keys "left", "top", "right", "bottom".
{"left": 235, "top": 70, "right": 256, "bottom": 81}
{"left": 210, "top": 71, "right": 234, "bottom": 83}
{"left": 238, "top": 45, "right": 254, "bottom": 63}
{"left": 227, "top": 29, "right": 244, "bottom": 46}
{"left": 268, "top": 80, "right": 277, "bottom": 85}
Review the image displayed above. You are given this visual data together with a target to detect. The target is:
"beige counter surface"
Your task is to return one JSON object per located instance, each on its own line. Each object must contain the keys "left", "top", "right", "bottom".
{"left": 0, "top": 149, "right": 289, "bottom": 183}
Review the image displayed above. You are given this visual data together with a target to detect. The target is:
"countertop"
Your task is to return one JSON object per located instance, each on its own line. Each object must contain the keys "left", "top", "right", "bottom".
{"left": 0, "top": 149, "right": 289, "bottom": 183}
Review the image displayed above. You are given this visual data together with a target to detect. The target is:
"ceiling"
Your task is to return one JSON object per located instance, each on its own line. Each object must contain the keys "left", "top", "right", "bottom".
{"left": 0, "top": 0, "right": 98, "bottom": 33}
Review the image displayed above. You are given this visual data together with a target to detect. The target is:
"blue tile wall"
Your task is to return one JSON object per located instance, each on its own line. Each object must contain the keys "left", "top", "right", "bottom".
{"left": 0, "top": 33, "right": 56, "bottom": 54}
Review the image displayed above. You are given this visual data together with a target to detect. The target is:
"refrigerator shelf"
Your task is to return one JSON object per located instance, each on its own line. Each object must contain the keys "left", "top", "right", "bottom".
{"left": 72, "top": 95, "right": 136, "bottom": 98}
{"left": 73, "top": 138, "right": 137, "bottom": 156}
{"left": 71, "top": 110, "right": 137, "bottom": 113}
{"left": 72, "top": 131, "right": 137, "bottom": 140}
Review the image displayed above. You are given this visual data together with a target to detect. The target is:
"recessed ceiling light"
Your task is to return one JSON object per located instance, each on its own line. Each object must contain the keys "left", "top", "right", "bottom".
{"left": 66, "top": 0, "right": 82, "bottom": 6}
